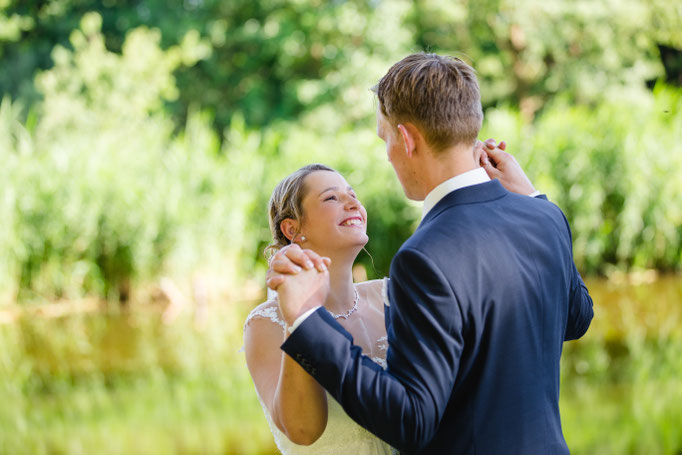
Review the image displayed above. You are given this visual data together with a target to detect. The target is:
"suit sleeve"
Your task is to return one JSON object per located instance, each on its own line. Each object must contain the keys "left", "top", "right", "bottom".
{"left": 559, "top": 211, "right": 594, "bottom": 341}
{"left": 280, "top": 247, "right": 463, "bottom": 453}
{"left": 564, "top": 263, "right": 593, "bottom": 340}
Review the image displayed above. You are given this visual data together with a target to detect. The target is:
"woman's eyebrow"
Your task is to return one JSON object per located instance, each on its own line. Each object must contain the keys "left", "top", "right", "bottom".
{"left": 318, "top": 186, "right": 338, "bottom": 196}
{"left": 318, "top": 186, "right": 354, "bottom": 196}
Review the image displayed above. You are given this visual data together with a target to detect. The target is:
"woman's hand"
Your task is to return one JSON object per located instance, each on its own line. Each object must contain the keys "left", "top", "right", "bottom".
{"left": 479, "top": 138, "right": 537, "bottom": 196}
{"left": 266, "top": 244, "right": 330, "bottom": 290}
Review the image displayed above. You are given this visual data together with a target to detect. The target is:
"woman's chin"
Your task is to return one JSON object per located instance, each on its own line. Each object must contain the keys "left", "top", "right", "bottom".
{"left": 340, "top": 234, "right": 369, "bottom": 251}
{"left": 347, "top": 230, "right": 369, "bottom": 243}
{"left": 353, "top": 234, "right": 369, "bottom": 248}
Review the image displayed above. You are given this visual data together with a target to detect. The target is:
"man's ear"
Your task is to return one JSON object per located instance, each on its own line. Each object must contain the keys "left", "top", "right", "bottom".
{"left": 280, "top": 218, "right": 300, "bottom": 242}
{"left": 397, "top": 123, "right": 423, "bottom": 158}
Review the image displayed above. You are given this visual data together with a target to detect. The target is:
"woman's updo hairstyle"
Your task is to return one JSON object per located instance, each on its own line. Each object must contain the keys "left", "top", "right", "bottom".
{"left": 266, "top": 164, "right": 336, "bottom": 259}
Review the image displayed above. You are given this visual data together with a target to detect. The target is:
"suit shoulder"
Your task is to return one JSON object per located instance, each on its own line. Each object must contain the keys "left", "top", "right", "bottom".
{"left": 522, "top": 192, "right": 565, "bottom": 214}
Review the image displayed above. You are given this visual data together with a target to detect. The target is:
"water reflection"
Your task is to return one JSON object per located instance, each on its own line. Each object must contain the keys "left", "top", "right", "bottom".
{"left": 561, "top": 274, "right": 682, "bottom": 454}
{"left": 584, "top": 274, "right": 682, "bottom": 339}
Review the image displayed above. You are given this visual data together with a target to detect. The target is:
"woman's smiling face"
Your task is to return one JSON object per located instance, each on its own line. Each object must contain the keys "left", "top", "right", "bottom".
{"left": 295, "top": 170, "right": 368, "bottom": 253}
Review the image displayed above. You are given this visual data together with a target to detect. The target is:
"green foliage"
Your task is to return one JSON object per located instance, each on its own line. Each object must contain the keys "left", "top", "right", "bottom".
{"left": 482, "top": 84, "right": 682, "bottom": 274}
{"left": 2, "top": 11, "right": 681, "bottom": 302}
{"left": 3, "top": 1, "right": 680, "bottom": 131}
{"left": 0, "top": 0, "right": 410, "bottom": 131}
{"left": 408, "top": 0, "right": 681, "bottom": 115}
{"left": 170, "top": 0, "right": 411, "bottom": 130}
{"left": 0, "top": 16, "right": 237, "bottom": 301}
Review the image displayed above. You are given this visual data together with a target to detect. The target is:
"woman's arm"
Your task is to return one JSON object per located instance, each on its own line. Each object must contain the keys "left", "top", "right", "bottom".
{"left": 244, "top": 309, "right": 328, "bottom": 445}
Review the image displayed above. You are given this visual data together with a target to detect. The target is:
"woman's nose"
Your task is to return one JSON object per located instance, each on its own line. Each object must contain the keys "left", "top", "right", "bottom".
{"left": 343, "top": 195, "right": 359, "bottom": 210}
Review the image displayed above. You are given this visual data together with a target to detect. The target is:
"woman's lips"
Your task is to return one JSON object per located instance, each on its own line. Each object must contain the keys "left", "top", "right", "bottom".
{"left": 339, "top": 216, "right": 364, "bottom": 227}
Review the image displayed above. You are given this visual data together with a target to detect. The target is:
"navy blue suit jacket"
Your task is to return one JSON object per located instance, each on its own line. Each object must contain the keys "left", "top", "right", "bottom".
{"left": 282, "top": 180, "right": 593, "bottom": 454}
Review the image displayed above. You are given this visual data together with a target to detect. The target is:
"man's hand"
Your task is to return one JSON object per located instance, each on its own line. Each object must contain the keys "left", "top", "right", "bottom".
{"left": 266, "top": 244, "right": 330, "bottom": 291}
{"left": 480, "top": 139, "right": 537, "bottom": 196}
{"left": 277, "top": 267, "right": 330, "bottom": 326}
{"left": 265, "top": 244, "right": 331, "bottom": 325}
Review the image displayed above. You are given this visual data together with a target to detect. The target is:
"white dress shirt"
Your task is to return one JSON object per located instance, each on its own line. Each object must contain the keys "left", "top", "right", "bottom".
{"left": 421, "top": 167, "right": 491, "bottom": 219}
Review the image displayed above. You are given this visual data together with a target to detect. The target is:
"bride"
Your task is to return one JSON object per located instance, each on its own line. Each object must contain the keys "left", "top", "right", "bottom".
{"left": 243, "top": 140, "right": 535, "bottom": 454}
{"left": 244, "top": 163, "right": 395, "bottom": 454}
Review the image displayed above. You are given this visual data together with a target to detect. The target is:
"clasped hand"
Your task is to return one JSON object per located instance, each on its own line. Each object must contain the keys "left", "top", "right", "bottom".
{"left": 267, "top": 245, "right": 332, "bottom": 326}
{"left": 475, "top": 139, "right": 536, "bottom": 196}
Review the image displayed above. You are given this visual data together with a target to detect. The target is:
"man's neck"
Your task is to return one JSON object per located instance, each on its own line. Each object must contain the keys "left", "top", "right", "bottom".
{"left": 418, "top": 143, "right": 479, "bottom": 198}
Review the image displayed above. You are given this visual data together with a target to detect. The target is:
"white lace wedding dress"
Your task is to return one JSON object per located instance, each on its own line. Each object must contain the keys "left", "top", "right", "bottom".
{"left": 243, "top": 280, "right": 397, "bottom": 455}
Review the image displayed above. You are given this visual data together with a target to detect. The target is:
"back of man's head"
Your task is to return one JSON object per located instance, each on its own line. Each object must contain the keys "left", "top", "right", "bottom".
{"left": 373, "top": 53, "right": 483, "bottom": 152}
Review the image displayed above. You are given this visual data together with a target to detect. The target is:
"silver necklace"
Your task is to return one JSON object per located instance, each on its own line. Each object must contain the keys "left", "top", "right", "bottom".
{"left": 327, "top": 287, "right": 359, "bottom": 319}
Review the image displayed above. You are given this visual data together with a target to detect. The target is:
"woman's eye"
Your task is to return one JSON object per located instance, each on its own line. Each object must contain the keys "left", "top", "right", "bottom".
{"left": 324, "top": 195, "right": 337, "bottom": 201}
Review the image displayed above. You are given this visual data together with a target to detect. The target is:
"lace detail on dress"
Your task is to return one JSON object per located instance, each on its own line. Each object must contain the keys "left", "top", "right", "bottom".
{"left": 244, "top": 304, "right": 286, "bottom": 332}
{"left": 371, "top": 336, "right": 389, "bottom": 369}
{"left": 371, "top": 356, "right": 387, "bottom": 369}
{"left": 377, "top": 336, "right": 388, "bottom": 351}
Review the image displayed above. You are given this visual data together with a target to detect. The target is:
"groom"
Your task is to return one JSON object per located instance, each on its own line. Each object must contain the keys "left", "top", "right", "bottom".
{"left": 270, "top": 53, "right": 593, "bottom": 454}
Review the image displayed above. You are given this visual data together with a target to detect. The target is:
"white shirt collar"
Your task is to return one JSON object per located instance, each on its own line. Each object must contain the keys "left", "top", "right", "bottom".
{"left": 422, "top": 167, "right": 490, "bottom": 219}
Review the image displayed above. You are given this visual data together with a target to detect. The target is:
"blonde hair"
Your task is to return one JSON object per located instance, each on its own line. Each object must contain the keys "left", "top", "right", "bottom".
{"left": 373, "top": 53, "right": 483, "bottom": 151}
{"left": 265, "top": 164, "right": 336, "bottom": 259}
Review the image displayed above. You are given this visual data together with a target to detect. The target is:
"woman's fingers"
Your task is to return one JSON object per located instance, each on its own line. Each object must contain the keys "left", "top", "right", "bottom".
{"left": 270, "top": 257, "right": 303, "bottom": 274}
{"left": 278, "top": 244, "right": 314, "bottom": 270}
{"left": 270, "top": 244, "right": 329, "bottom": 275}
{"left": 301, "top": 249, "right": 329, "bottom": 272}
{"left": 483, "top": 144, "right": 510, "bottom": 167}
{"left": 482, "top": 154, "right": 501, "bottom": 179}
{"left": 473, "top": 141, "right": 485, "bottom": 167}
{"left": 266, "top": 274, "right": 286, "bottom": 290}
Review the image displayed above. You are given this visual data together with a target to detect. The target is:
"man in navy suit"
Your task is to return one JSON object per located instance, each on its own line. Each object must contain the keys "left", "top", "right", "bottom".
{"left": 270, "top": 53, "right": 593, "bottom": 454}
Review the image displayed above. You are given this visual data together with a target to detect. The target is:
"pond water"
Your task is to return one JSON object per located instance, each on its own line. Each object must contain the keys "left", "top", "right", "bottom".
{"left": 1, "top": 274, "right": 679, "bottom": 454}
{"left": 583, "top": 273, "right": 682, "bottom": 339}
{"left": 559, "top": 274, "right": 682, "bottom": 454}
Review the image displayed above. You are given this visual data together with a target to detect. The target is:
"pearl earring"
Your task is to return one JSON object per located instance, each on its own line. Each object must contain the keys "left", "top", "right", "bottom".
{"left": 300, "top": 235, "right": 306, "bottom": 242}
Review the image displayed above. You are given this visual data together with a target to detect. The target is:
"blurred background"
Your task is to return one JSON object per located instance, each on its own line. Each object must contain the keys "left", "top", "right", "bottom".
{"left": 0, "top": 0, "right": 681, "bottom": 454}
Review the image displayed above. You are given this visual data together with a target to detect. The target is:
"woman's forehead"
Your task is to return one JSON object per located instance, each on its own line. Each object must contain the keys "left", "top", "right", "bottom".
{"left": 305, "top": 170, "right": 348, "bottom": 191}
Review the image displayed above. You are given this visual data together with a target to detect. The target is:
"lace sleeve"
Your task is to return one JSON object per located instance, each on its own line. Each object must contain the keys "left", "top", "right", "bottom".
{"left": 243, "top": 303, "right": 286, "bottom": 333}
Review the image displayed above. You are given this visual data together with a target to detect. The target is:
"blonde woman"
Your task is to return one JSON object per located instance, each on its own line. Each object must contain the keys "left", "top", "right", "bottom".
{"left": 244, "top": 164, "right": 396, "bottom": 454}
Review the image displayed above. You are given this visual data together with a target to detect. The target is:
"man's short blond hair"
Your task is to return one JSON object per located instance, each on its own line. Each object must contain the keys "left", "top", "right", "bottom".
{"left": 373, "top": 53, "right": 483, "bottom": 151}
